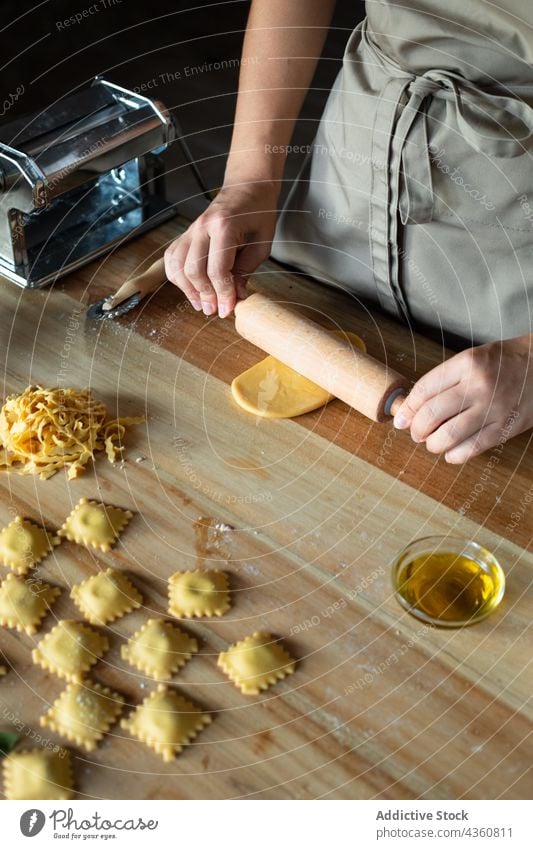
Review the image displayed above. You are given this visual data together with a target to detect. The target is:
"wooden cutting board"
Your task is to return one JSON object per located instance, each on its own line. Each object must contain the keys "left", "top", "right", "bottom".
{"left": 0, "top": 219, "right": 531, "bottom": 800}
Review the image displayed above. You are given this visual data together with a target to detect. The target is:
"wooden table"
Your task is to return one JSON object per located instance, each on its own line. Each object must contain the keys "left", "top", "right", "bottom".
{"left": 0, "top": 219, "right": 531, "bottom": 800}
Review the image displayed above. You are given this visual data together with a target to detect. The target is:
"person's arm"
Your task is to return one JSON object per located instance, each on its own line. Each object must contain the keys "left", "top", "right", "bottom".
{"left": 393, "top": 334, "right": 533, "bottom": 461}
{"left": 223, "top": 0, "right": 338, "bottom": 194}
{"left": 165, "top": 0, "right": 337, "bottom": 317}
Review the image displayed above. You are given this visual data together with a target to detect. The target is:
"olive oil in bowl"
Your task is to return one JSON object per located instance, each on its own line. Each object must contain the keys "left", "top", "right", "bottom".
{"left": 392, "top": 537, "right": 505, "bottom": 627}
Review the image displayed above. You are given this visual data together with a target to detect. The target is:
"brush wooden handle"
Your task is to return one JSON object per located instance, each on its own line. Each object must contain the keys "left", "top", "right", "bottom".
{"left": 234, "top": 293, "right": 409, "bottom": 422}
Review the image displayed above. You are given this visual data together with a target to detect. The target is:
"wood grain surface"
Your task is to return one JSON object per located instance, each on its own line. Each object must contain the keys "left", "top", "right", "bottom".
{"left": 0, "top": 220, "right": 531, "bottom": 800}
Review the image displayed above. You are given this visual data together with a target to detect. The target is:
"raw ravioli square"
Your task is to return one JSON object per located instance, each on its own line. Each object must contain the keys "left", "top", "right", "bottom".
{"left": 0, "top": 516, "right": 59, "bottom": 574}
{"left": 121, "top": 684, "right": 211, "bottom": 762}
{"left": 0, "top": 573, "right": 60, "bottom": 634}
{"left": 32, "top": 619, "right": 109, "bottom": 682}
{"left": 3, "top": 747, "right": 73, "bottom": 799}
{"left": 121, "top": 618, "right": 198, "bottom": 680}
{"left": 168, "top": 569, "right": 230, "bottom": 618}
{"left": 40, "top": 679, "right": 124, "bottom": 751}
{"left": 71, "top": 567, "right": 142, "bottom": 625}
{"left": 59, "top": 498, "right": 132, "bottom": 552}
{"left": 218, "top": 631, "right": 295, "bottom": 695}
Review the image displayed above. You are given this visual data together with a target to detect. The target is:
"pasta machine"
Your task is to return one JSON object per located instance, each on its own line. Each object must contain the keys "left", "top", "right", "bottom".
{"left": 0, "top": 76, "right": 176, "bottom": 287}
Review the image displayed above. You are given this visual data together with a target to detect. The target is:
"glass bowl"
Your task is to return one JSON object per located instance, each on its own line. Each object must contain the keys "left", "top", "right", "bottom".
{"left": 392, "top": 535, "right": 505, "bottom": 627}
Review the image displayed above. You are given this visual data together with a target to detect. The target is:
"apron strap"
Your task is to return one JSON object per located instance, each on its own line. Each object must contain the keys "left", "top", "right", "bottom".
{"left": 397, "top": 78, "right": 439, "bottom": 227}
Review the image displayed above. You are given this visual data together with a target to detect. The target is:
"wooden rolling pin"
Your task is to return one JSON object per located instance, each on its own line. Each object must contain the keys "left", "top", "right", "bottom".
{"left": 234, "top": 292, "right": 410, "bottom": 422}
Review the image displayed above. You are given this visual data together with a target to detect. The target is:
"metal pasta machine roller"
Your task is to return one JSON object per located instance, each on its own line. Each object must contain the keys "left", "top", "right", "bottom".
{"left": 0, "top": 76, "right": 176, "bottom": 287}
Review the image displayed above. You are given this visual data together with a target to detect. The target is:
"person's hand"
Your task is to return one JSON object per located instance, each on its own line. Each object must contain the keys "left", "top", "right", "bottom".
{"left": 164, "top": 183, "right": 279, "bottom": 318}
{"left": 393, "top": 335, "right": 533, "bottom": 462}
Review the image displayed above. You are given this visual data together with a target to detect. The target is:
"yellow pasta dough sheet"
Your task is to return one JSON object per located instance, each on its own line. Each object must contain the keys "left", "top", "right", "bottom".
{"left": 218, "top": 631, "right": 296, "bottom": 695}
{"left": 121, "top": 684, "right": 211, "bottom": 762}
{"left": 0, "top": 515, "right": 59, "bottom": 575}
{"left": 40, "top": 678, "right": 124, "bottom": 752}
{"left": 231, "top": 330, "right": 366, "bottom": 418}
{"left": 0, "top": 573, "right": 60, "bottom": 634}
{"left": 32, "top": 619, "right": 109, "bottom": 682}
{"left": 71, "top": 568, "right": 143, "bottom": 625}
{"left": 3, "top": 747, "right": 74, "bottom": 800}
{"left": 121, "top": 618, "right": 198, "bottom": 681}
{"left": 0, "top": 384, "right": 143, "bottom": 480}
{"left": 59, "top": 498, "right": 133, "bottom": 553}
{"left": 168, "top": 569, "right": 230, "bottom": 618}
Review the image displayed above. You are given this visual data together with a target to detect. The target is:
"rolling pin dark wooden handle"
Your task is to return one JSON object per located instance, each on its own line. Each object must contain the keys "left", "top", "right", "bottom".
{"left": 234, "top": 292, "right": 409, "bottom": 422}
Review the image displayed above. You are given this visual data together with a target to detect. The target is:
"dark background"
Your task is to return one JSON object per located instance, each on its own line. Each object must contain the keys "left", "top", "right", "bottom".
{"left": 1, "top": 0, "right": 366, "bottom": 219}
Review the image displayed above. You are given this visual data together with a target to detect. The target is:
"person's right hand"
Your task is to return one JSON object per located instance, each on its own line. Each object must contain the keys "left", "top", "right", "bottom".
{"left": 164, "top": 182, "right": 279, "bottom": 318}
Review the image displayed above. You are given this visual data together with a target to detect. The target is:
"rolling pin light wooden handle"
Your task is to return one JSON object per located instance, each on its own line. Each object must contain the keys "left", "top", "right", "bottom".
{"left": 103, "top": 257, "right": 166, "bottom": 310}
{"left": 234, "top": 293, "right": 409, "bottom": 422}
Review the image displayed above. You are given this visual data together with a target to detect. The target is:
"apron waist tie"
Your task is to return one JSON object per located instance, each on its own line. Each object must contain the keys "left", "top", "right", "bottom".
{"left": 359, "top": 18, "right": 533, "bottom": 319}
{"left": 398, "top": 71, "right": 533, "bottom": 225}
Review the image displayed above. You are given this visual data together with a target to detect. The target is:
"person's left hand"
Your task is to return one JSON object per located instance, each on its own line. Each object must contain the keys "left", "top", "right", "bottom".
{"left": 392, "top": 334, "right": 533, "bottom": 463}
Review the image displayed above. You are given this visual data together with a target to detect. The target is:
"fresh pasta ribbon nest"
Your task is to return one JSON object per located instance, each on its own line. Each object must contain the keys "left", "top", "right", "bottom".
{"left": 0, "top": 385, "right": 144, "bottom": 480}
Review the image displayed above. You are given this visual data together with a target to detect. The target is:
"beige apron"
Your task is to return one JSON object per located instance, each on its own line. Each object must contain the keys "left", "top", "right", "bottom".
{"left": 271, "top": 2, "right": 533, "bottom": 345}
